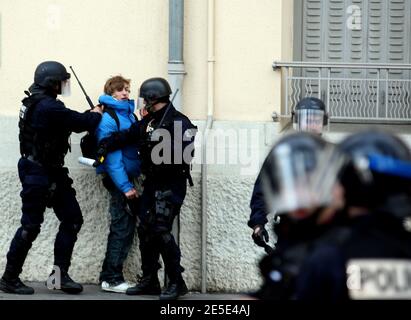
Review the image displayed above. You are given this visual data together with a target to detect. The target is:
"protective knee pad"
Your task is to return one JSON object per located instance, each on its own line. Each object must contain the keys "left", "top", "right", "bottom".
{"left": 72, "top": 222, "right": 82, "bottom": 233}
{"left": 59, "top": 219, "right": 83, "bottom": 235}
{"left": 20, "top": 226, "right": 40, "bottom": 243}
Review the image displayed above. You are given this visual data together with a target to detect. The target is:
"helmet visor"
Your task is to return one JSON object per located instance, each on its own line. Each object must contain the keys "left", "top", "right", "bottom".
{"left": 60, "top": 79, "right": 71, "bottom": 97}
{"left": 293, "top": 109, "right": 325, "bottom": 134}
{"left": 136, "top": 97, "right": 149, "bottom": 119}
{"left": 262, "top": 143, "right": 347, "bottom": 215}
{"left": 136, "top": 97, "right": 146, "bottom": 109}
{"left": 309, "top": 146, "right": 349, "bottom": 207}
{"left": 262, "top": 143, "right": 320, "bottom": 215}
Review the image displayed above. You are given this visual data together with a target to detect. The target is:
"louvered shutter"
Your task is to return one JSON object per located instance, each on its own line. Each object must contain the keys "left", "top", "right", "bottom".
{"left": 303, "top": 0, "right": 411, "bottom": 65}
{"left": 301, "top": 0, "right": 411, "bottom": 119}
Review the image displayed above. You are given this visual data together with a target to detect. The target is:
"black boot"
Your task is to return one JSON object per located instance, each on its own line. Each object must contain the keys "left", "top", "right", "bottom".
{"left": 126, "top": 274, "right": 161, "bottom": 295}
{"left": 159, "top": 278, "right": 188, "bottom": 300}
{"left": 46, "top": 270, "right": 83, "bottom": 294}
{"left": 0, "top": 276, "right": 34, "bottom": 295}
{"left": 60, "top": 272, "right": 83, "bottom": 294}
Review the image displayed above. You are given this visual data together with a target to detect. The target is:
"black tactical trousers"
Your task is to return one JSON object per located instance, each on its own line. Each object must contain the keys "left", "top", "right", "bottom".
{"left": 137, "top": 186, "right": 184, "bottom": 282}
{"left": 4, "top": 158, "right": 83, "bottom": 279}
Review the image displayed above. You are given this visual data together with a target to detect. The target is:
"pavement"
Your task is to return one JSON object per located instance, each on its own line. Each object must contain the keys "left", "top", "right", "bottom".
{"left": 0, "top": 283, "right": 262, "bottom": 320}
{"left": 0, "top": 282, "right": 249, "bottom": 300}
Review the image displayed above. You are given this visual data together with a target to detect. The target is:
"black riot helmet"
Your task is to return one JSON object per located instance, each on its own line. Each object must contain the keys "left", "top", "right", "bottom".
{"left": 292, "top": 97, "right": 328, "bottom": 135}
{"left": 261, "top": 132, "right": 329, "bottom": 215}
{"left": 33, "top": 61, "right": 71, "bottom": 94}
{"left": 337, "top": 129, "right": 411, "bottom": 218}
{"left": 139, "top": 77, "right": 172, "bottom": 103}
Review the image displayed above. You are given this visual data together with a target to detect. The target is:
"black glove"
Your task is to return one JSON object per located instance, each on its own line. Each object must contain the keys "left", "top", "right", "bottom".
{"left": 94, "top": 132, "right": 122, "bottom": 166}
{"left": 94, "top": 140, "right": 109, "bottom": 166}
{"left": 252, "top": 225, "right": 269, "bottom": 247}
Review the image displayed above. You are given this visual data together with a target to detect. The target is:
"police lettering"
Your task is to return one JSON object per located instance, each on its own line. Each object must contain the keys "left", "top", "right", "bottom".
{"left": 347, "top": 259, "right": 411, "bottom": 299}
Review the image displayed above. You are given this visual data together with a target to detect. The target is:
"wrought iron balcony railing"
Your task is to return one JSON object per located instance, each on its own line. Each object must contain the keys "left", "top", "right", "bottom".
{"left": 273, "top": 61, "right": 411, "bottom": 123}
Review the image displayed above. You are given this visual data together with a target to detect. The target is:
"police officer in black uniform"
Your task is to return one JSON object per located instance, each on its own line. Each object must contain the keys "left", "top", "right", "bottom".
{"left": 251, "top": 131, "right": 333, "bottom": 300}
{"left": 96, "top": 77, "right": 197, "bottom": 300}
{"left": 0, "top": 61, "right": 102, "bottom": 295}
{"left": 295, "top": 130, "right": 411, "bottom": 300}
{"left": 248, "top": 97, "right": 328, "bottom": 251}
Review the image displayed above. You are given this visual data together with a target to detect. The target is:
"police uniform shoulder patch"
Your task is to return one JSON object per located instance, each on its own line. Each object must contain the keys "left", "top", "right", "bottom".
{"left": 19, "top": 104, "right": 28, "bottom": 120}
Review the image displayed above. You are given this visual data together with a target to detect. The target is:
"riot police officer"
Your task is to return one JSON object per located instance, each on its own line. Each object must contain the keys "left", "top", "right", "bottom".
{"left": 295, "top": 130, "right": 411, "bottom": 300}
{"left": 252, "top": 131, "right": 333, "bottom": 299}
{"left": 0, "top": 61, "right": 102, "bottom": 295}
{"left": 96, "top": 77, "right": 197, "bottom": 300}
{"left": 248, "top": 97, "right": 328, "bottom": 251}
{"left": 292, "top": 96, "right": 328, "bottom": 134}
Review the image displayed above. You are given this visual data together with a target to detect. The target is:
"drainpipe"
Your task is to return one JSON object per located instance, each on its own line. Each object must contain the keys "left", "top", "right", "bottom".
{"left": 201, "top": 0, "right": 215, "bottom": 294}
{"left": 167, "top": 0, "right": 185, "bottom": 287}
{"left": 168, "top": 0, "right": 185, "bottom": 111}
{"left": 169, "top": 0, "right": 185, "bottom": 241}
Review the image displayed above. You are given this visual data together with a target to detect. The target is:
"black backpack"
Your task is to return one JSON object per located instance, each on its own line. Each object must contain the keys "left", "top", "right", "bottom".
{"left": 80, "top": 107, "right": 120, "bottom": 159}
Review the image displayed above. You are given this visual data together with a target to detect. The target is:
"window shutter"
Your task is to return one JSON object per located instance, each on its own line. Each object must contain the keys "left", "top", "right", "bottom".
{"left": 300, "top": 0, "right": 411, "bottom": 119}
{"left": 302, "top": 0, "right": 411, "bottom": 65}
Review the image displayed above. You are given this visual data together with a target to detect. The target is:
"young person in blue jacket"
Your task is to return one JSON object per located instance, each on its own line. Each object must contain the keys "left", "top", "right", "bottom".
{"left": 95, "top": 76, "right": 141, "bottom": 293}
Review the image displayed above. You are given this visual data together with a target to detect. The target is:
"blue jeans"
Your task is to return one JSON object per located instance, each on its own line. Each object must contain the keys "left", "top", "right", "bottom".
{"left": 99, "top": 188, "right": 137, "bottom": 283}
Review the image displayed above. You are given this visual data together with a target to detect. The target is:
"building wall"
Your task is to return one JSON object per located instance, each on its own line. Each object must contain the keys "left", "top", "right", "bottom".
{"left": 0, "top": 0, "right": 288, "bottom": 121}
{"left": 213, "top": 0, "right": 286, "bottom": 122}
{"left": 0, "top": 0, "right": 169, "bottom": 116}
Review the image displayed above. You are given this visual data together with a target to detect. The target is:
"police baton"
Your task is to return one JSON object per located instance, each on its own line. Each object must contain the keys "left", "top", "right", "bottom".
{"left": 156, "top": 88, "right": 179, "bottom": 128}
{"left": 69, "top": 66, "right": 95, "bottom": 109}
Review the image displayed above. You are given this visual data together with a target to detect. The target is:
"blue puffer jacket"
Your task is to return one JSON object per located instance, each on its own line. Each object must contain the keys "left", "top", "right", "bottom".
{"left": 95, "top": 95, "right": 141, "bottom": 193}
